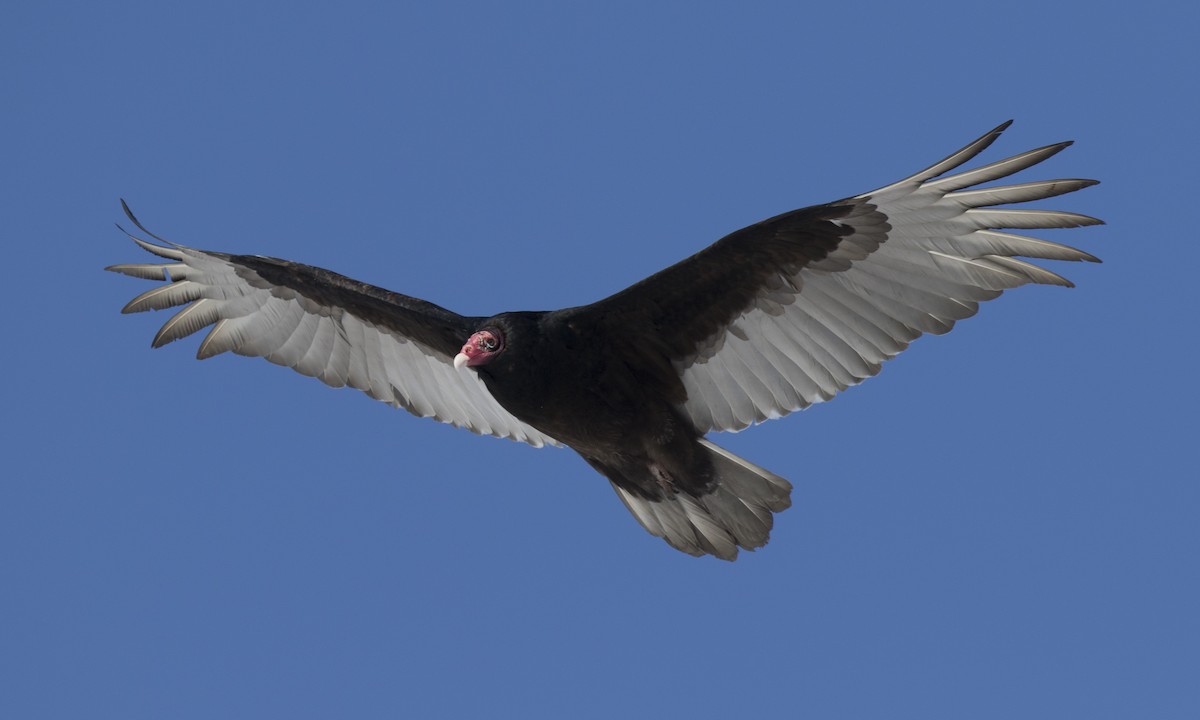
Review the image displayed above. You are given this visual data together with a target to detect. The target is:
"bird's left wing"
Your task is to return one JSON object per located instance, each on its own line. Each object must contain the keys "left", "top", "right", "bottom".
{"left": 579, "top": 121, "right": 1101, "bottom": 433}
{"left": 107, "top": 205, "right": 558, "bottom": 447}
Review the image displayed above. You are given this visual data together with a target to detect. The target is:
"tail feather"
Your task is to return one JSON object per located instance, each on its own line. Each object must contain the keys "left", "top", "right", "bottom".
{"left": 611, "top": 439, "right": 792, "bottom": 560}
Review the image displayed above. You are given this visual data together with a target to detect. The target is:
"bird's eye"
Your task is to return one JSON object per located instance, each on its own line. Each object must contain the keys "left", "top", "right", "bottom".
{"left": 481, "top": 335, "right": 498, "bottom": 351}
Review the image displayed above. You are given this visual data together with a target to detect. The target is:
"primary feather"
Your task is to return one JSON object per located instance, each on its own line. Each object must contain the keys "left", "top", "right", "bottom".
{"left": 108, "top": 121, "right": 1100, "bottom": 559}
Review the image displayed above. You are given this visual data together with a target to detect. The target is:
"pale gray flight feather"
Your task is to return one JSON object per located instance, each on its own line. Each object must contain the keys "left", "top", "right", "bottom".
{"left": 677, "top": 122, "right": 1101, "bottom": 433}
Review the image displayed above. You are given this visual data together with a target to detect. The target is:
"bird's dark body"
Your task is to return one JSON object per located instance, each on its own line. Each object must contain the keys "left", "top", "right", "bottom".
{"left": 108, "top": 122, "right": 1102, "bottom": 559}
{"left": 474, "top": 311, "right": 713, "bottom": 501}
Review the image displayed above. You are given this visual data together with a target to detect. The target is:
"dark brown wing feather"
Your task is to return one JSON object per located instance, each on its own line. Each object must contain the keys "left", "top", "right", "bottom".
{"left": 574, "top": 201, "right": 855, "bottom": 364}
{"left": 228, "top": 253, "right": 480, "bottom": 358}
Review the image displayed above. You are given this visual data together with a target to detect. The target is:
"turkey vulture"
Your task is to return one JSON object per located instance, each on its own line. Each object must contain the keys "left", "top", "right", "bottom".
{"left": 108, "top": 121, "right": 1100, "bottom": 560}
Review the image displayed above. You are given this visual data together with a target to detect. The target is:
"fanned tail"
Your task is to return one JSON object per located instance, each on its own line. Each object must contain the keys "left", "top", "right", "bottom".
{"left": 610, "top": 439, "right": 792, "bottom": 561}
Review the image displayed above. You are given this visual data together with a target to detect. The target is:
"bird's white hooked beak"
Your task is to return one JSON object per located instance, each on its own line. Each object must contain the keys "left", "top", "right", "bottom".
{"left": 455, "top": 329, "right": 500, "bottom": 370}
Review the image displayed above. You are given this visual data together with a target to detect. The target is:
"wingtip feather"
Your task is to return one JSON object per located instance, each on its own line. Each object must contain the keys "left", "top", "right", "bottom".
{"left": 119, "top": 199, "right": 183, "bottom": 248}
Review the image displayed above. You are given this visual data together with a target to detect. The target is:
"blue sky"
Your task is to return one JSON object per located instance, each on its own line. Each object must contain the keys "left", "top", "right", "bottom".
{"left": 3, "top": 1, "right": 1197, "bottom": 718}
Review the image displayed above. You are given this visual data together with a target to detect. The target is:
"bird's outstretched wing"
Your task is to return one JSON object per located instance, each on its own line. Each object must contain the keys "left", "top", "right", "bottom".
{"left": 106, "top": 204, "right": 558, "bottom": 447}
{"left": 583, "top": 121, "right": 1101, "bottom": 432}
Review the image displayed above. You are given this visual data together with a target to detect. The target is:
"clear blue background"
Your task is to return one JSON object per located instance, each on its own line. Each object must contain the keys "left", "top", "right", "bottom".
{"left": 3, "top": 2, "right": 1196, "bottom": 718}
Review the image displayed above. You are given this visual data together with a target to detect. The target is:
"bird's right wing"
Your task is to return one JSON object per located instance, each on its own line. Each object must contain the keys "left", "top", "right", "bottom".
{"left": 107, "top": 205, "right": 558, "bottom": 447}
{"left": 579, "top": 122, "right": 1101, "bottom": 433}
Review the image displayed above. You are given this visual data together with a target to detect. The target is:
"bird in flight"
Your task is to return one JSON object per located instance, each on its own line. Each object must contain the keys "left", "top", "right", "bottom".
{"left": 108, "top": 121, "right": 1100, "bottom": 560}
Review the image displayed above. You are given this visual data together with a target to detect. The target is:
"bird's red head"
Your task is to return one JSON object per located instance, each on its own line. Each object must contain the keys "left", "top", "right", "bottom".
{"left": 454, "top": 328, "right": 505, "bottom": 369}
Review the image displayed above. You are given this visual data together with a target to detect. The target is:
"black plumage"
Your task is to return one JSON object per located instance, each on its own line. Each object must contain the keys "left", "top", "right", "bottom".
{"left": 108, "top": 122, "right": 1101, "bottom": 559}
